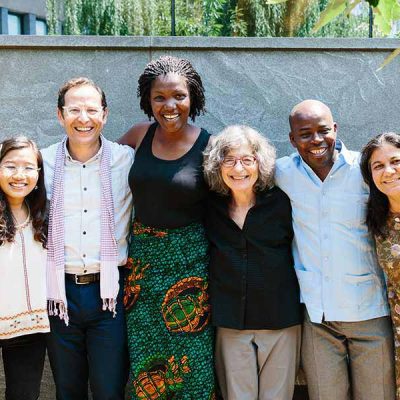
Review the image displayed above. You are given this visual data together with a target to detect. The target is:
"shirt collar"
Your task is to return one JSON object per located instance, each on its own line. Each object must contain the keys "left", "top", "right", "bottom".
{"left": 334, "top": 140, "right": 353, "bottom": 165}
{"left": 210, "top": 188, "right": 273, "bottom": 213}
{"left": 64, "top": 135, "right": 104, "bottom": 164}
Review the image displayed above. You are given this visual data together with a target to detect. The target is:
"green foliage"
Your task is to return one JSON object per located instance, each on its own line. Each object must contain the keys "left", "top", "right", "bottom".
{"left": 367, "top": 0, "right": 379, "bottom": 7}
{"left": 46, "top": 0, "right": 59, "bottom": 34}
{"left": 299, "top": 0, "right": 370, "bottom": 38}
{"left": 48, "top": 0, "right": 250, "bottom": 36}
{"left": 250, "top": 1, "right": 286, "bottom": 37}
{"left": 312, "top": 0, "right": 350, "bottom": 32}
{"left": 229, "top": 6, "right": 248, "bottom": 36}
{"left": 373, "top": 0, "right": 400, "bottom": 35}
{"left": 312, "top": 0, "right": 400, "bottom": 37}
{"left": 45, "top": 0, "right": 375, "bottom": 38}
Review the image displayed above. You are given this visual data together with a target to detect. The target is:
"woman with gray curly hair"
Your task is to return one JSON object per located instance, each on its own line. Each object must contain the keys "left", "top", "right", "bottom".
{"left": 203, "top": 125, "right": 302, "bottom": 400}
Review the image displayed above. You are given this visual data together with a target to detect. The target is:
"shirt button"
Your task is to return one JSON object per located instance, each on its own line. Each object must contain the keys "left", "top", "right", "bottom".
{"left": 82, "top": 254, "right": 86, "bottom": 258}
{"left": 324, "top": 256, "right": 328, "bottom": 262}
{"left": 84, "top": 209, "right": 87, "bottom": 213}
{"left": 324, "top": 276, "right": 330, "bottom": 282}
{"left": 83, "top": 269, "right": 87, "bottom": 273}
{"left": 83, "top": 231, "right": 86, "bottom": 235}
{"left": 83, "top": 187, "right": 87, "bottom": 191}
{"left": 83, "top": 165, "right": 86, "bottom": 168}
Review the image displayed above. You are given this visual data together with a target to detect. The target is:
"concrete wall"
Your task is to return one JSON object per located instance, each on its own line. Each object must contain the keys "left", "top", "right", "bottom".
{"left": 0, "top": 36, "right": 400, "bottom": 156}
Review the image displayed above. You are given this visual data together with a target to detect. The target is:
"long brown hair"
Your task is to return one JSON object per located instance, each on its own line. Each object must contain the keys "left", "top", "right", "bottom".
{"left": 0, "top": 137, "right": 47, "bottom": 247}
{"left": 360, "top": 132, "right": 400, "bottom": 239}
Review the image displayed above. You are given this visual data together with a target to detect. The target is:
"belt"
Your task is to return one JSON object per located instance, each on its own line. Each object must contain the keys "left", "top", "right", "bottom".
{"left": 65, "top": 272, "right": 100, "bottom": 285}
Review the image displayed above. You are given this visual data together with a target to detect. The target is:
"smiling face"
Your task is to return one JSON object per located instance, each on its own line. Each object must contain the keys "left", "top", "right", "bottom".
{"left": 57, "top": 84, "right": 108, "bottom": 157}
{"left": 220, "top": 144, "right": 258, "bottom": 196}
{"left": 370, "top": 143, "right": 400, "bottom": 204}
{"left": 289, "top": 102, "right": 337, "bottom": 181}
{"left": 150, "top": 73, "right": 191, "bottom": 134}
{"left": 0, "top": 146, "right": 39, "bottom": 207}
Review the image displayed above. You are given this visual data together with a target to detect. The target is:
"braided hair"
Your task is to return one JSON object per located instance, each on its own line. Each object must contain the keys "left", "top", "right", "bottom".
{"left": 138, "top": 56, "right": 205, "bottom": 121}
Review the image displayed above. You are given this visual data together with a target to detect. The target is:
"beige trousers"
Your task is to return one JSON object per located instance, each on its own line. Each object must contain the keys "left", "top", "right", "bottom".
{"left": 215, "top": 325, "right": 301, "bottom": 400}
{"left": 302, "top": 310, "right": 395, "bottom": 400}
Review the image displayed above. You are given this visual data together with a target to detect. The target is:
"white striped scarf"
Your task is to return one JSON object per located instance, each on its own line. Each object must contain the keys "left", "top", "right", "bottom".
{"left": 47, "top": 136, "right": 119, "bottom": 325}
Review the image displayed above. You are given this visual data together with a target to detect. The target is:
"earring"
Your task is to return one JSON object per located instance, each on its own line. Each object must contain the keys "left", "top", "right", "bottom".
{"left": 34, "top": 185, "right": 38, "bottom": 190}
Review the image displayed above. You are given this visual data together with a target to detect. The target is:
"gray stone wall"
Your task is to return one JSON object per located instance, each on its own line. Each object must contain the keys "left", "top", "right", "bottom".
{"left": 0, "top": 35, "right": 399, "bottom": 399}
{"left": 0, "top": 36, "right": 400, "bottom": 156}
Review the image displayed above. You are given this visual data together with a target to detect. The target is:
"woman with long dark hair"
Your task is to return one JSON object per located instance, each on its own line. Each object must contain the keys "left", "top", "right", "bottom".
{"left": 361, "top": 132, "right": 400, "bottom": 399}
{"left": 0, "top": 136, "right": 49, "bottom": 400}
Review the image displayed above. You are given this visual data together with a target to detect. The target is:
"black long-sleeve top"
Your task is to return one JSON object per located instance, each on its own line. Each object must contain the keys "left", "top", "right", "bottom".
{"left": 206, "top": 186, "right": 302, "bottom": 330}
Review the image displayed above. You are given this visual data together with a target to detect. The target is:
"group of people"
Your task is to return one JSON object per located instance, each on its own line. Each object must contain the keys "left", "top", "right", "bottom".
{"left": 1, "top": 54, "right": 400, "bottom": 400}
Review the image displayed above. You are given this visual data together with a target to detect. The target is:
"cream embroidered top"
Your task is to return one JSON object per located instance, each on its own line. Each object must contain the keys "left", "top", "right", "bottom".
{"left": 0, "top": 222, "right": 50, "bottom": 339}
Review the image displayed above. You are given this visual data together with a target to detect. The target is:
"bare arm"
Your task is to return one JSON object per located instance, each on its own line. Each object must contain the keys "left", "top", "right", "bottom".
{"left": 117, "top": 121, "right": 152, "bottom": 150}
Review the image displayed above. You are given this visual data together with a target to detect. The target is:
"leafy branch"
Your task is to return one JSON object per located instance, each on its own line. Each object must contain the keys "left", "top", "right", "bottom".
{"left": 267, "top": 0, "right": 400, "bottom": 69}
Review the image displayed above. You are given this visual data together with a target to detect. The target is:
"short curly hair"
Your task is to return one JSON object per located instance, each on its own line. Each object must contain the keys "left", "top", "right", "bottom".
{"left": 203, "top": 125, "right": 276, "bottom": 196}
{"left": 138, "top": 55, "right": 205, "bottom": 121}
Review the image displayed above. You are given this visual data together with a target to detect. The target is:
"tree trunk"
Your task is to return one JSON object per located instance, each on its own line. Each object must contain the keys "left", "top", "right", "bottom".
{"left": 283, "top": 0, "right": 315, "bottom": 36}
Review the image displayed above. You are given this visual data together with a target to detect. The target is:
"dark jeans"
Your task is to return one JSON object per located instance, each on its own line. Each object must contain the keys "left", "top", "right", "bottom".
{"left": 1, "top": 333, "right": 46, "bottom": 400}
{"left": 46, "top": 271, "right": 128, "bottom": 400}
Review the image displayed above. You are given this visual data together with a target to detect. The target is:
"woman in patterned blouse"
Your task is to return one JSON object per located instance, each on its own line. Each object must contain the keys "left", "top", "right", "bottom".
{"left": 361, "top": 132, "right": 400, "bottom": 400}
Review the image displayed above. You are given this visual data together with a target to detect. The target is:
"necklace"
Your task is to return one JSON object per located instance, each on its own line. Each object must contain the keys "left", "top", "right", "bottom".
{"left": 13, "top": 203, "right": 31, "bottom": 231}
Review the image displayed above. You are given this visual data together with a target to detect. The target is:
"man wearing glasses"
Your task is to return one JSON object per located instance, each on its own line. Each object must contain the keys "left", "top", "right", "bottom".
{"left": 275, "top": 99, "right": 395, "bottom": 400}
{"left": 41, "top": 77, "right": 134, "bottom": 399}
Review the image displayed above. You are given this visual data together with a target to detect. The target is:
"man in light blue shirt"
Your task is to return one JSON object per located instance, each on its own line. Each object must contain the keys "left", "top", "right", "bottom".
{"left": 275, "top": 99, "right": 395, "bottom": 400}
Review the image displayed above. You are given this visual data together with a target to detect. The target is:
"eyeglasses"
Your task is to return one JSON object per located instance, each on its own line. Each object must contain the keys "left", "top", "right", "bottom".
{"left": 222, "top": 155, "right": 257, "bottom": 167}
{"left": 0, "top": 165, "right": 41, "bottom": 176}
{"left": 62, "top": 106, "right": 104, "bottom": 117}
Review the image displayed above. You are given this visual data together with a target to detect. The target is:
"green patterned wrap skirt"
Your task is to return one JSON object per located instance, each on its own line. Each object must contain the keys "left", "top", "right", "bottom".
{"left": 124, "top": 221, "right": 215, "bottom": 400}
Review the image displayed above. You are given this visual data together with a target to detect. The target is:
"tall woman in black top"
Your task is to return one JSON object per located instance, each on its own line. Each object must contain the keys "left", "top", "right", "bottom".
{"left": 119, "top": 56, "right": 215, "bottom": 400}
{"left": 203, "top": 125, "right": 302, "bottom": 400}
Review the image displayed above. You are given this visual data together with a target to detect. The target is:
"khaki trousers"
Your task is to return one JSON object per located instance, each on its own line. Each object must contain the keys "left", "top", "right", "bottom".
{"left": 215, "top": 325, "right": 301, "bottom": 400}
{"left": 302, "top": 310, "right": 395, "bottom": 400}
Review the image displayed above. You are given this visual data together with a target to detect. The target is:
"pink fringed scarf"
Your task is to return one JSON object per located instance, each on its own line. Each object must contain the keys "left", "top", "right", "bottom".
{"left": 47, "top": 137, "right": 119, "bottom": 325}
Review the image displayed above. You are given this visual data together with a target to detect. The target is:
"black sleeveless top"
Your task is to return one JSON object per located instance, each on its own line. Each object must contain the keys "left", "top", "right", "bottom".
{"left": 128, "top": 123, "right": 211, "bottom": 229}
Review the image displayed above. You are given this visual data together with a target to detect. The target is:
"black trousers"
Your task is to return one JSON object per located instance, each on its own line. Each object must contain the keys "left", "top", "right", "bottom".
{"left": 1, "top": 333, "right": 46, "bottom": 400}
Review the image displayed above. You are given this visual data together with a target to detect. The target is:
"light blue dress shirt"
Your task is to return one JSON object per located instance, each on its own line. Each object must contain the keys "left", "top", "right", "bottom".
{"left": 275, "top": 141, "right": 389, "bottom": 323}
